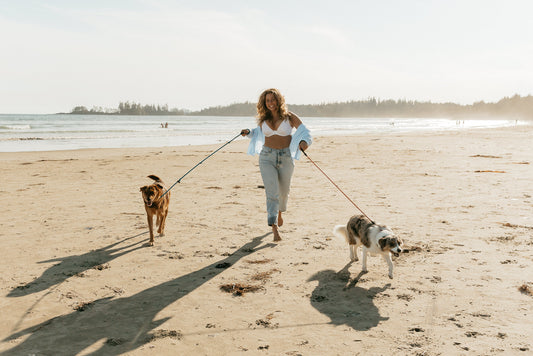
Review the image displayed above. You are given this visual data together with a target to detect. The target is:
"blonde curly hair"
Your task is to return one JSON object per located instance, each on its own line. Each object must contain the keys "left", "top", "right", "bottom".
{"left": 256, "top": 88, "right": 289, "bottom": 126}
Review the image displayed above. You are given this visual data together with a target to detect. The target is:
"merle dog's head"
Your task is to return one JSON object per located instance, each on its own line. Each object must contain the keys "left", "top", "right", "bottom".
{"left": 379, "top": 235, "right": 403, "bottom": 257}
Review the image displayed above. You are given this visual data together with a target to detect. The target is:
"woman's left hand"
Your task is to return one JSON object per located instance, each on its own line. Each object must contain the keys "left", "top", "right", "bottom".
{"left": 299, "top": 141, "right": 308, "bottom": 151}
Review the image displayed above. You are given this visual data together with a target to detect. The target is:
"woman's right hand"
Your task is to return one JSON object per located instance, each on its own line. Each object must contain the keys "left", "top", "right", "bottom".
{"left": 240, "top": 129, "right": 250, "bottom": 136}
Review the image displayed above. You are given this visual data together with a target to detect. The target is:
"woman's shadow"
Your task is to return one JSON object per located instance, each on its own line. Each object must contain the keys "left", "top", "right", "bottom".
{"left": 2, "top": 233, "right": 273, "bottom": 356}
{"left": 7, "top": 232, "right": 148, "bottom": 297}
{"left": 307, "top": 263, "right": 390, "bottom": 331}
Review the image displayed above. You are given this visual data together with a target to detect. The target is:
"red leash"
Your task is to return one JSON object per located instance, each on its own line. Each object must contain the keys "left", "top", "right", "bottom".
{"left": 302, "top": 151, "right": 375, "bottom": 224}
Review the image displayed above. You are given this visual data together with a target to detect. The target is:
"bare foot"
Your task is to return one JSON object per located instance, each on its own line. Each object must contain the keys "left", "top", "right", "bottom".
{"left": 272, "top": 225, "right": 281, "bottom": 242}
{"left": 278, "top": 211, "right": 283, "bottom": 227}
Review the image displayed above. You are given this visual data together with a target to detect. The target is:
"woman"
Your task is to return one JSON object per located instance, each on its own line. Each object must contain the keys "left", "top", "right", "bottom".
{"left": 241, "top": 88, "right": 312, "bottom": 241}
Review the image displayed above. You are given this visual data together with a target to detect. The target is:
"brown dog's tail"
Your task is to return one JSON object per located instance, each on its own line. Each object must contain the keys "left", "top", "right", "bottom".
{"left": 147, "top": 175, "right": 166, "bottom": 191}
{"left": 147, "top": 175, "right": 164, "bottom": 184}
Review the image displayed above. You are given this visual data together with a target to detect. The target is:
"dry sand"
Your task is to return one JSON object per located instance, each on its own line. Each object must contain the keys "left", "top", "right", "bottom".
{"left": 1, "top": 125, "right": 532, "bottom": 355}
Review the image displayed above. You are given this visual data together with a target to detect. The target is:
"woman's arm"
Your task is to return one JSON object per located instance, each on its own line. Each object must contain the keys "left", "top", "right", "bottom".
{"left": 288, "top": 111, "right": 302, "bottom": 129}
{"left": 288, "top": 112, "right": 309, "bottom": 151}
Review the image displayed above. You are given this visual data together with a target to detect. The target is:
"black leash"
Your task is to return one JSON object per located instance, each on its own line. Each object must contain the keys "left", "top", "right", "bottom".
{"left": 302, "top": 150, "right": 375, "bottom": 224}
{"left": 159, "top": 132, "right": 241, "bottom": 199}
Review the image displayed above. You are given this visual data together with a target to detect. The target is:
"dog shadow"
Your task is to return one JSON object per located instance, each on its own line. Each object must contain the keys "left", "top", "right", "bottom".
{"left": 7, "top": 232, "right": 148, "bottom": 298}
{"left": 307, "top": 264, "right": 391, "bottom": 331}
{"left": 1, "top": 233, "right": 271, "bottom": 356}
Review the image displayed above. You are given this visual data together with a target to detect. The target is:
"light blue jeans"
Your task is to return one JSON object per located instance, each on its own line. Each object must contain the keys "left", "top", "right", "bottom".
{"left": 259, "top": 147, "right": 295, "bottom": 226}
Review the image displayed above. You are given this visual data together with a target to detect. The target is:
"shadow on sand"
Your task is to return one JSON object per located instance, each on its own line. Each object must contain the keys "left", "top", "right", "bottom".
{"left": 2, "top": 233, "right": 272, "bottom": 355}
{"left": 8, "top": 232, "right": 148, "bottom": 298}
{"left": 307, "top": 263, "right": 390, "bottom": 331}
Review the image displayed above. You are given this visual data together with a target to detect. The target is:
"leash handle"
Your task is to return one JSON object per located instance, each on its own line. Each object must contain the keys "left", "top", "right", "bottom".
{"left": 160, "top": 132, "right": 242, "bottom": 199}
{"left": 303, "top": 150, "right": 375, "bottom": 223}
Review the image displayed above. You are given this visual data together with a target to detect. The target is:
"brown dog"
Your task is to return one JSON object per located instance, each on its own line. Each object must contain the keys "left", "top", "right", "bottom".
{"left": 140, "top": 175, "right": 170, "bottom": 246}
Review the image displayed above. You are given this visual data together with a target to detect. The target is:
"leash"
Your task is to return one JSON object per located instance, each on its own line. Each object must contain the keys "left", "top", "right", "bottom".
{"left": 159, "top": 132, "right": 242, "bottom": 199}
{"left": 302, "top": 150, "right": 375, "bottom": 224}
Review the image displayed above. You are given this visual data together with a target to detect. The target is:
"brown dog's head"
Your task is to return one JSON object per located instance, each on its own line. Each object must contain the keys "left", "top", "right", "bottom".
{"left": 140, "top": 183, "right": 163, "bottom": 207}
{"left": 378, "top": 234, "right": 404, "bottom": 257}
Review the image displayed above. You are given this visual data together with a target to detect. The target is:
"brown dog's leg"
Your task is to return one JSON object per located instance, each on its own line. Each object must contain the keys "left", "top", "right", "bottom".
{"left": 156, "top": 214, "right": 161, "bottom": 229}
{"left": 146, "top": 209, "right": 154, "bottom": 246}
{"left": 156, "top": 212, "right": 162, "bottom": 235}
{"left": 159, "top": 208, "right": 169, "bottom": 236}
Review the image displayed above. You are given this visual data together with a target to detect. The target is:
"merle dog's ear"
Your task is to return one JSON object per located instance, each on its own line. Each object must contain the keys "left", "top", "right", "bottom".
{"left": 379, "top": 237, "right": 388, "bottom": 250}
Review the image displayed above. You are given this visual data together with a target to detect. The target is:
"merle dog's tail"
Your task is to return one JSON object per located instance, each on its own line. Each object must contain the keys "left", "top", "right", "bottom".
{"left": 333, "top": 225, "right": 349, "bottom": 244}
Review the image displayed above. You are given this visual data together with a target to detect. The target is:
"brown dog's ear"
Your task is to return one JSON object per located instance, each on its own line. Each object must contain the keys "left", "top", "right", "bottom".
{"left": 140, "top": 186, "right": 146, "bottom": 192}
{"left": 155, "top": 183, "right": 164, "bottom": 189}
{"left": 379, "top": 237, "right": 388, "bottom": 250}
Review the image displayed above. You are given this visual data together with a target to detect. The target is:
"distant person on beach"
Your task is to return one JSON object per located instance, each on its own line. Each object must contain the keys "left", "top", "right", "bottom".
{"left": 165, "top": 122, "right": 168, "bottom": 128}
{"left": 241, "top": 88, "right": 312, "bottom": 241}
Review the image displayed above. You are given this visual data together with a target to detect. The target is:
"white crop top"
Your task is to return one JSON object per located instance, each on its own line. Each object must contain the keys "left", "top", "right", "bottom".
{"left": 261, "top": 119, "right": 293, "bottom": 137}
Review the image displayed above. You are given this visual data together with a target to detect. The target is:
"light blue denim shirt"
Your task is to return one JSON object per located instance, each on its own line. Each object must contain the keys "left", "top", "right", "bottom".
{"left": 246, "top": 124, "right": 312, "bottom": 160}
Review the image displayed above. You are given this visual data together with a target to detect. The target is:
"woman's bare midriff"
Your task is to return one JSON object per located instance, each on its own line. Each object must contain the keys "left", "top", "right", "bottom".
{"left": 264, "top": 135, "right": 292, "bottom": 149}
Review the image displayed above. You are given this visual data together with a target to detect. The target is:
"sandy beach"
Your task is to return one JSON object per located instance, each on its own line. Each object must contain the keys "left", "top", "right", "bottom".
{"left": 1, "top": 125, "right": 532, "bottom": 355}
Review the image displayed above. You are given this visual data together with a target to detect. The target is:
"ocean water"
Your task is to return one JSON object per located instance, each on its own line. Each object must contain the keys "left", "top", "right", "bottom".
{"left": 0, "top": 114, "right": 526, "bottom": 152}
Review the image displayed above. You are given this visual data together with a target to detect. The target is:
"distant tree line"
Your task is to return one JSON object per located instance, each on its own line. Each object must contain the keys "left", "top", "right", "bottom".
{"left": 71, "top": 106, "right": 118, "bottom": 115}
{"left": 71, "top": 101, "right": 186, "bottom": 115}
{"left": 191, "top": 102, "right": 255, "bottom": 116}
{"left": 117, "top": 102, "right": 186, "bottom": 115}
{"left": 288, "top": 95, "right": 533, "bottom": 119}
{"left": 69, "top": 94, "right": 533, "bottom": 118}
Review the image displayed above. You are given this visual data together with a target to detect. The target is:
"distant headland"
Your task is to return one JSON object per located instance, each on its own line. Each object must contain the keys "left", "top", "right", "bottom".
{"left": 67, "top": 95, "right": 533, "bottom": 119}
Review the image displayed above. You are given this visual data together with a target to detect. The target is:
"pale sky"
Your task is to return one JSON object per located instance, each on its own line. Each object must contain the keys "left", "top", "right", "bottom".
{"left": 1, "top": 0, "right": 532, "bottom": 114}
